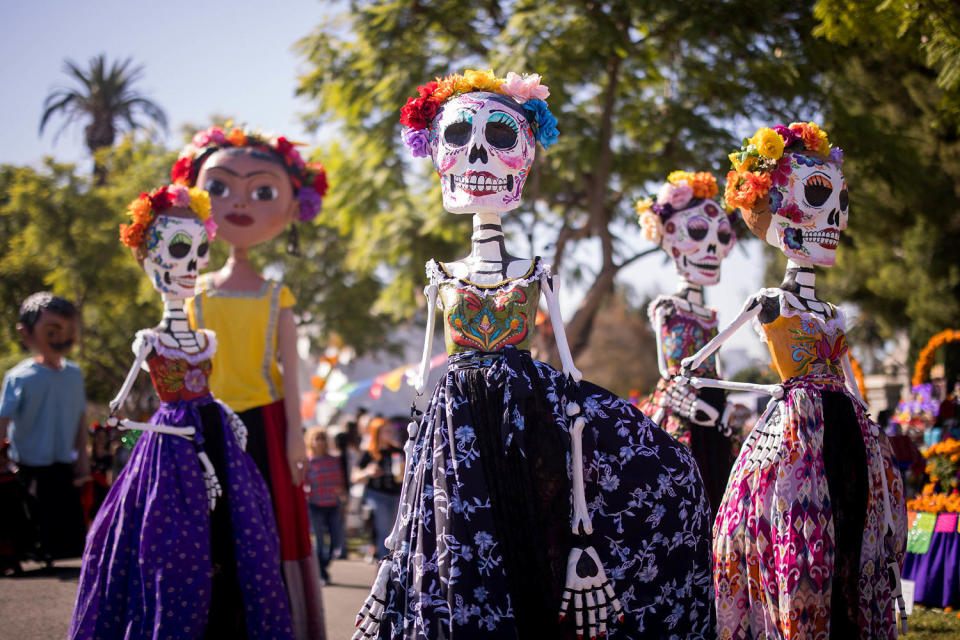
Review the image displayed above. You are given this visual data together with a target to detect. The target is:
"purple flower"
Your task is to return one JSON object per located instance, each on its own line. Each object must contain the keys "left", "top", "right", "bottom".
{"left": 298, "top": 186, "right": 323, "bottom": 222}
{"left": 184, "top": 368, "right": 207, "bottom": 393}
{"left": 769, "top": 188, "right": 783, "bottom": 213}
{"left": 402, "top": 127, "right": 431, "bottom": 158}
{"left": 772, "top": 125, "right": 800, "bottom": 148}
{"left": 829, "top": 147, "right": 844, "bottom": 166}
{"left": 783, "top": 227, "right": 804, "bottom": 250}
{"left": 779, "top": 203, "right": 804, "bottom": 224}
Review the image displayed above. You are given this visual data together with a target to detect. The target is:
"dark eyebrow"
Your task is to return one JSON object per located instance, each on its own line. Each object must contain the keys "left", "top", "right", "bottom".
{"left": 243, "top": 170, "right": 282, "bottom": 178}
{"left": 206, "top": 165, "right": 240, "bottom": 176}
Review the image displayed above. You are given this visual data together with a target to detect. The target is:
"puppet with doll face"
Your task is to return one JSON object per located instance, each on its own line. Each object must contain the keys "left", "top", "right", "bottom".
{"left": 636, "top": 171, "right": 738, "bottom": 516}
{"left": 69, "top": 185, "right": 293, "bottom": 640}
{"left": 353, "top": 70, "right": 713, "bottom": 640}
{"left": 680, "top": 123, "right": 907, "bottom": 638}
{"left": 174, "top": 127, "right": 328, "bottom": 640}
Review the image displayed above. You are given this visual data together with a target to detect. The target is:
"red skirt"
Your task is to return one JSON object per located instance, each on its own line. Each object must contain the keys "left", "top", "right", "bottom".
{"left": 239, "top": 399, "right": 326, "bottom": 639}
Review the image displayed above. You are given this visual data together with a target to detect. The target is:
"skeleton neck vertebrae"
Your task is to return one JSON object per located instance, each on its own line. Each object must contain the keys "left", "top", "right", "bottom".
{"left": 781, "top": 260, "right": 826, "bottom": 315}
{"left": 676, "top": 279, "right": 711, "bottom": 318}
{"left": 451, "top": 212, "right": 526, "bottom": 284}
{"left": 159, "top": 297, "right": 202, "bottom": 353}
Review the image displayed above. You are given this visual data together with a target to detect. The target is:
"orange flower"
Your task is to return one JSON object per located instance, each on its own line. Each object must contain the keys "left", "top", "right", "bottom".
{"left": 724, "top": 170, "right": 771, "bottom": 210}
{"left": 686, "top": 172, "right": 719, "bottom": 199}
{"left": 227, "top": 127, "right": 247, "bottom": 147}
{"left": 127, "top": 195, "right": 153, "bottom": 226}
{"left": 119, "top": 222, "right": 145, "bottom": 248}
{"left": 789, "top": 122, "right": 830, "bottom": 156}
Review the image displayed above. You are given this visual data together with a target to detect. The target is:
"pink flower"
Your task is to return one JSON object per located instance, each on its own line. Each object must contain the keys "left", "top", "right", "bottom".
{"left": 168, "top": 184, "right": 191, "bottom": 208}
{"left": 184, "top": 368, "right": 207, "bottom": 393}
{"left": 204, "top": 217, "right": 218, "bottom": 240}
{"left": 191, "top": 126, "right": 227, "bottom": 148}
{"left": 657, "top": 182, "right": 693, "bottom": 210}
{"left": 501, "top": 72, "right": 550, "bottom": 103}
{"left": 779, "top": 203, "right": 804, "bottom": 224}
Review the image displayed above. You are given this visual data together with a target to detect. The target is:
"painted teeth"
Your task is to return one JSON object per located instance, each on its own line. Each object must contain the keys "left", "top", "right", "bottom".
{"left": 803, "top": 230, "right": 839, "bottom": 245}
{"left": 449, "top": 174, "right": 513, "bottom": 192}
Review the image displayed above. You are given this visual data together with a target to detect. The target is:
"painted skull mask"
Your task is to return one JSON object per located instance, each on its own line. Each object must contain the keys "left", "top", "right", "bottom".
{"left": 661, "top": 199, "right": 735, "bottom": 285}
{"left": 143, "top": 213, "right": 210, "bottom": 298}
{"left": 766, "top": 153, "right": 848, "bottom": 267}
{"left": 429, "top": 91, "right": 535, "bottom": 214}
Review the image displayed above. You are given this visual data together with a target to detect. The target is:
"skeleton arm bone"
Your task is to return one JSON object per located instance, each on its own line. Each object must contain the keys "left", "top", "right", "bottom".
{"left": 686, "top": 376, "right": 784, "bottom": 398}
{"left": 414, "top": 284, "right": 439, "bottom": 395}
{"left": 540, "top": 269, "right": 582, "bottom": 382}
{"left": 841, "top": 352, "right": 867, "bottom": 409}
{"left": 681, "top": 296, "right": 761, "bottom": 374}
{"left": 108, "top": 339, "right": 152, "bottom": 415}
{"left": 652, "top": 305, "right": 670, "bottom": 380}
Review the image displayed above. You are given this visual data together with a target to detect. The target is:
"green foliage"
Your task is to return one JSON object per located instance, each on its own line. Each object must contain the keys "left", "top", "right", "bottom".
{"left": 295, "top": 0, "right": 826, "bottom": 352}
{"left": 812, "top": 0, "right": 960, "bottom": 361}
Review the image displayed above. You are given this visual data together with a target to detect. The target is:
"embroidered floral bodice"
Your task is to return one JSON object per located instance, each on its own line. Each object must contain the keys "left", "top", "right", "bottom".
{"left": 754, "top": 290, "right": 848, "bottom": 383}
{"left": 134, "top": 329, "right": 217, "bottom": 402}
{"left": 427, "top": 258, "right": 544, "bottom": 356}
{"left": 648, "top": 296, "right": 719, "bottom": 378}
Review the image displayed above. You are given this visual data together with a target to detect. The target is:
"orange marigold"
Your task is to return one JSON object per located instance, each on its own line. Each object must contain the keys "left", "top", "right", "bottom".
{"left": 227, "top": 127, "right": 247, "bottom": 147}
{"left": 789, "top": 122, "right": 830, "bottom": 156}
{"left": 119, "top": 222, "right": 145, "bottom": 248}
{"left": 127, "top": 196, "right": 153, "bottom": 226}
{"left": 724, "top": 170, "right": 771, "bottom": 210}
{"left": 686, "top": 172, "right": 719, "bottom": 200}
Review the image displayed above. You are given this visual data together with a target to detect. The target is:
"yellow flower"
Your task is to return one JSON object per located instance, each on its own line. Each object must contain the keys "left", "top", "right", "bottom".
{"left": 667, "top": 170, "right": 691, "bottom": 185}
{"left": 728, "top": 152, "right": 756, "bottom": 172}
{"left": 748, "top": 127, "right": 785, "bottom": 160}
{"left": 463, "top": 69, "right": 502, "bottom": 93}
{"left": 188, "top": 187, "right": 211, "bottom": 221}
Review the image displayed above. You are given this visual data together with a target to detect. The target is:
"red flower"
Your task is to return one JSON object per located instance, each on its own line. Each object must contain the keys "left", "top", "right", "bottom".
{"left": 150, "top": 185, "right": 174, "bottom": 212}
{"left": 311, "top": 165, "right": 328, "bottom": 196}
{"left": 417, "top": 81, "right": 439, "bottom": 99}
{"left": 170, "top": 157, "right": 193, "bottom": 185}
{"left": 400, "top": 96, "right": 439, "bottom": 130}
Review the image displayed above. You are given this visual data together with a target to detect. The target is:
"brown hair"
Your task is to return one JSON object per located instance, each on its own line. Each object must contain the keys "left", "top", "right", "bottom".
{"left": 366, "top": 417, "right": 389, "bottom": 461}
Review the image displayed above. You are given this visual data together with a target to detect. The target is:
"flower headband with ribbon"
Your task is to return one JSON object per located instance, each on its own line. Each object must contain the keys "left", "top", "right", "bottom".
{"left": 171, "top": 125, "right": 329, "bottom": 222}
{"left": 724, "top": 122, "right": 843, "bottom": 212}
{"left": 399, "top": 69, "right": 560, "bottom": 158}
{"left": 120, "top": 184, "right": 214, "bottom": 249}
{"left": 637, "top": 171, "right": 722, "bottom": 243}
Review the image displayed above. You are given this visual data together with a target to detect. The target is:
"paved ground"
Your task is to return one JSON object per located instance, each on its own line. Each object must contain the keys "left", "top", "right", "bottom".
{"left": 0, "top": 557, "right": 377, "bottom": 639}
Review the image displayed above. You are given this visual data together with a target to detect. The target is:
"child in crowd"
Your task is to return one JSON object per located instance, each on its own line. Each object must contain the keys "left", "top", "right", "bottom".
{"left": 0, "top": 292, "right": 88, "bottom": 562}
{"left": 304, "top": 428, "right": 345, "bottom": 583}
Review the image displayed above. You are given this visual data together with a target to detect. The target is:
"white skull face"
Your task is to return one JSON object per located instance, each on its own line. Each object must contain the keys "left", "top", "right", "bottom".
{"left": 143, "top": 214, "right": 210, "bottom": 299}
{"left": 429, "top": 91, "right": 535, "bottom": 214}
{"left": 661, "top": 200, "right": 735, "bottom": 285}
{"left": 766, "top": 153, "right": 848, "bottom": 267}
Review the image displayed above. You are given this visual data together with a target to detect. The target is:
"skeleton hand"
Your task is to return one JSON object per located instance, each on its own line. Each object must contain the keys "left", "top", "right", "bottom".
{"left": 664, "top": 379, "right": 719, "bottom": 427}
{"left": 564, "top": 364, "right": 584, "bottom": 383}
{"left": 196, "top": 450, "right": 222, "bottom": 511}
{"left": 559, "top": 545, "right": 622, "bottom": 639}
{"left": 216, "top": 400, "right": 248, "bottom": 450}
{"left": 108, "top": 399, "right": 121, "bottom": 416}
{"left": 679, "top": 356, "right": 695, "bottom": 378}
{"left": 353, "top": 557, "right": 391, "bottom": 639}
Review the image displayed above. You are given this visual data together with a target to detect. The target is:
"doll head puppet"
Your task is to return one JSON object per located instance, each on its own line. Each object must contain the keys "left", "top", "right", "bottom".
{"left": 120, "top": 184, "right": 214, "bottom": 298}
{"left": 400, "top": 69, "right": 559, "bottom": 214}
{"left": 724, "top": 122, "right": 846, "bottom": 267}
{"left": 638, "top": 171, "right": 736, "bottom": 285}
{"left": 171, "top": 126, "right": 328, "bottom": 251}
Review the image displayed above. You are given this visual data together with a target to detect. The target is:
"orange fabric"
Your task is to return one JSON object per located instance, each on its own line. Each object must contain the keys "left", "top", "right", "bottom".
{"left": 760, "top": 313, "right": 848, "bottom": 382}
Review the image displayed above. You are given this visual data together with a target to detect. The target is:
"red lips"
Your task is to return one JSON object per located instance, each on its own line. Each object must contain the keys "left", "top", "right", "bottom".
{"left": 225, "top": 212, "right": 254, "bottom": 227}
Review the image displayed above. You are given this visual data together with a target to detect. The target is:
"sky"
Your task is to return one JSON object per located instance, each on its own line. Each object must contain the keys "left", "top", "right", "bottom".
{"left": 0, "top": 0, "right": 768, "bottom": 362}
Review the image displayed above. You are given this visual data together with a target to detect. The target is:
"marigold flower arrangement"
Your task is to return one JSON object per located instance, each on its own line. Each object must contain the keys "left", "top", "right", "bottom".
{"left": 171, "top": 125, "right": 328, "bottom": 222}
{"left": 399, "top": 69, "right": 559, "bottom": 158}
{"left": 636, "top": 171, "right": 722, "bottom": 243}
{"left": 724, "top": 122, "right": 843, "bottom": 213}
{"left": 908, "top": 438, "right": 960, "bottom": 513}
{"left": 912, "top": 329, "right": 960, "bottom": 386}
{"left": 120, "top": 184, "right": 214, "bottom": 250}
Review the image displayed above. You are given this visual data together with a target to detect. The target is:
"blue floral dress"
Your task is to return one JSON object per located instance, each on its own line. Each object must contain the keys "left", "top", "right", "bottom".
{"left": 370, "top": 259, "right": 714, "bottom": 639}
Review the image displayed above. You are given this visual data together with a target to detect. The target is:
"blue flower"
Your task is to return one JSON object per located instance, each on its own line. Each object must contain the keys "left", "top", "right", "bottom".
{"left": 474, "top": 586, "right": 488, "bottom": 602}
{"left": 783, "top": 227, "right": 804, "bottom": 250}
{"left": 769, "top": 188, "right": 783, "bottom": 213}
{"left": 522, "top": 99, "right": 560, "bottom": 149}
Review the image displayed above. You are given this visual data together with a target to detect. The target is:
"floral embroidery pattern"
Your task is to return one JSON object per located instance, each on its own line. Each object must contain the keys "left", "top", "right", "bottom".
{"left": 448, "top": 288, "right": 530, "bottom": 352}
{"left": 788, "top": 315, "right": 848, "bottom": 379}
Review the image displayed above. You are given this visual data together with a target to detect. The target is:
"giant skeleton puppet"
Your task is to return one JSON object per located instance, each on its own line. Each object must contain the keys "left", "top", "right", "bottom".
{"left": 353, "top": 69, "right": 714, "bottom": 640}
{"left": 69, "top": 186, "right": 295, "bottom": 639}
{"left": 173, "top": 126, "right": 328, "bottom": 640}
{"left": 636, "top": 171, "right": 739, "bottom": 516}
{"left": 678, "top": 123, "right": 908, "bottom": 638}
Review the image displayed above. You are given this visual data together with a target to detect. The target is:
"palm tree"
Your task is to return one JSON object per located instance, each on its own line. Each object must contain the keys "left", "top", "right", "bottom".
{"left": 40, "top": 54, "right": 167, "bottom": 183}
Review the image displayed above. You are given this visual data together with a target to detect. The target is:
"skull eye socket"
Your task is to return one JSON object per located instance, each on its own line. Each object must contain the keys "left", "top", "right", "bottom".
{"left": 687, "top": 216, "right": 709, "bottom": 241}
{"left": 197, "top": 241, "right": 209, "bottom": 258}
{"left": 803, "top": 173, "right": 833, "bottom": 208}
{"left": 717, "top": 221, "right": 733, "bottom": 245}
{"left": 443, "top": 121, "right": 472, "bottom": 147}
{"left": 204, "top": 179, "right": 229, "bottom": 198}
{"left": 168, "top": 232, "right": 192, "bottom": 259}
{"left": 839, "top": 187, "right": 849, "bottom": 211}
{"left": 485, "top": 112, "right": 519, "bottom": 150}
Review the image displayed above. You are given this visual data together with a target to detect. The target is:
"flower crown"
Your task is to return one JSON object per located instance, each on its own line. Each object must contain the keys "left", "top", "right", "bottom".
{"left": 636, "top": 171, "right": 720, "bottom": 243}
{"left": 724, "top": 122, "right": 843, "bottom": 212}
{"left": 120, "top": 184, "right": 214, "bottom": 249}
{"left": 171, "top": 125, "right": 329, "bottom": 222}
{"left": 399, "top": 69, "right": 559, "bottom": 158}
